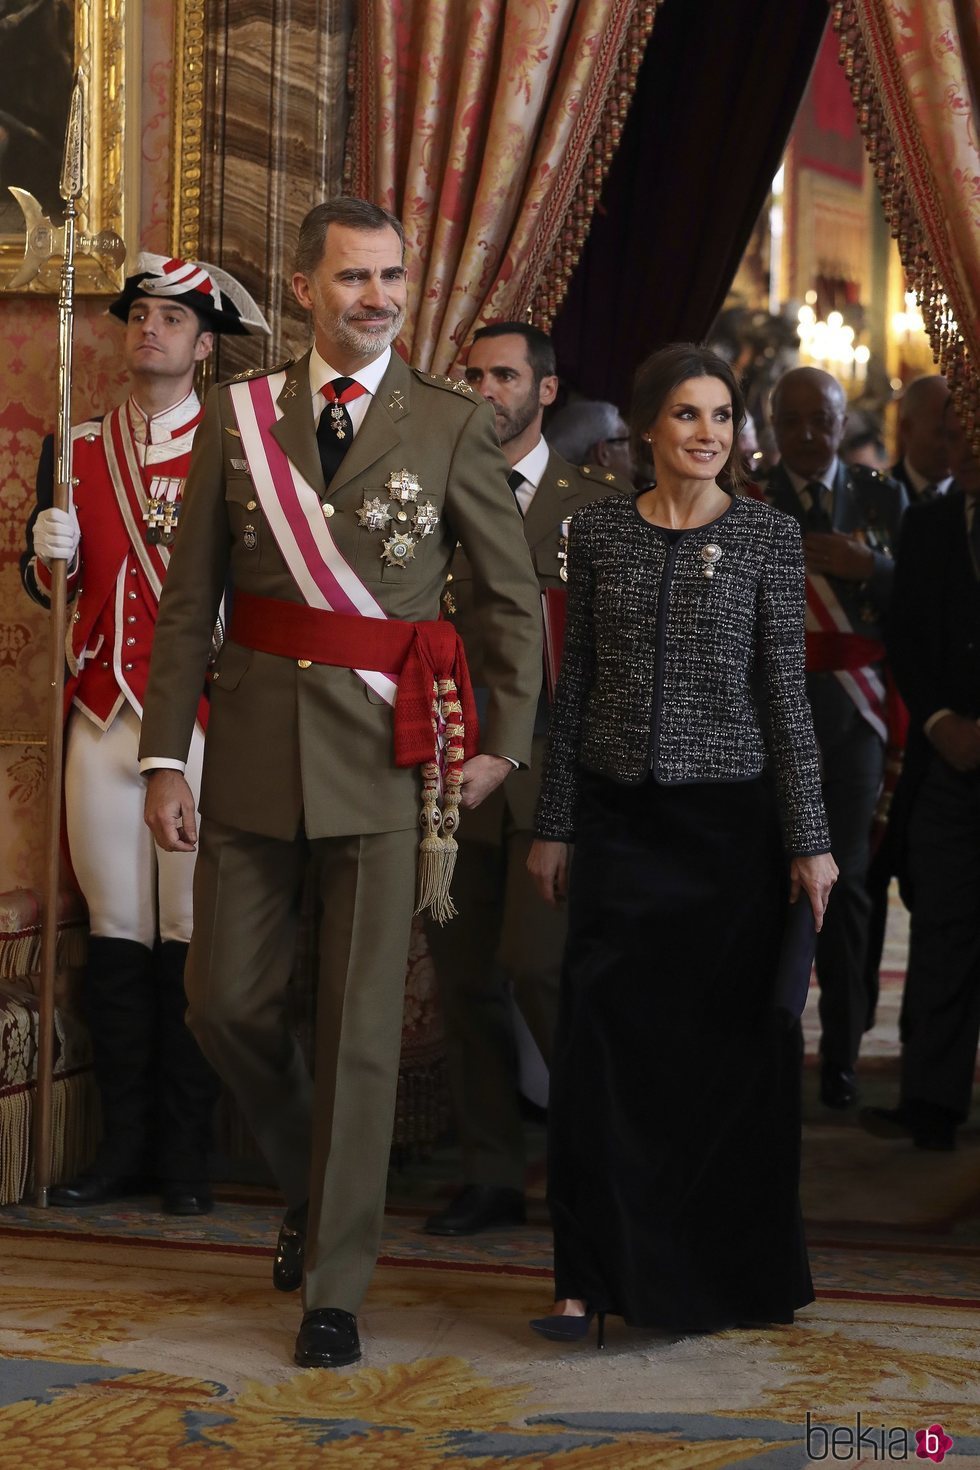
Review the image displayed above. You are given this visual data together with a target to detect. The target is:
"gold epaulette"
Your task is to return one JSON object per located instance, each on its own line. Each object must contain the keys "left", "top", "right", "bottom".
{"left": 411, "top": 367, "right": 475, "bottom": 397}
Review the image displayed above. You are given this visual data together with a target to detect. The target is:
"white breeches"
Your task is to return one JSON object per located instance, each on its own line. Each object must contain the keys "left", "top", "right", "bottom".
{"left": 65, "top": 702, "right": 204, "bottom": 945}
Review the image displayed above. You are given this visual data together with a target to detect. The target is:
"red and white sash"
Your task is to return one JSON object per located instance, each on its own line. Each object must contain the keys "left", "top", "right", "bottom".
{"left": 100, "top": 401, "right": 198, "bottom": 598}
{"left": 229, "top": 373, "right": 398, "bottom": 705}
{"left": 805, "top": 575, "right": 888, "bottom": 741}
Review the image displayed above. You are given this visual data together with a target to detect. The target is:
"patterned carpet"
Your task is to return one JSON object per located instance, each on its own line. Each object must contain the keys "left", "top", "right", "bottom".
{"left": 1, "top": 900, "right": 979, "bottom": 1468}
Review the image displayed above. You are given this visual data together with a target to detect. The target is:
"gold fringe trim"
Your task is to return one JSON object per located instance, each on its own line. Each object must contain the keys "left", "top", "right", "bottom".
{"left": 415, "top": 678, "right": 466, "bottom": 925}
{"left": 832, "top": 0, "right": 979, "bottom": 449}
{"left": 0, "top": 1069, "right": 98, "bottom": 1203}
{"left": 529, "top": 1, "right": 663, "bottom": 331}
{"left": 0, "top": 1087, "right": 31, "bottom": 1205}
{"left": 0, "top": 924, "right": 88, "bottom": 982}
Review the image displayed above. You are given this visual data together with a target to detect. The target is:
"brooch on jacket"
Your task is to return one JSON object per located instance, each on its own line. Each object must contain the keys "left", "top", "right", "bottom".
{"left": 355, "top": 469, "right": 441, "bottom": 567}
{"left": 700, "top": 543, "right": 723, "bottom": 579}
{"left": 558, "top": 517, "right": 571, "bottom": 581}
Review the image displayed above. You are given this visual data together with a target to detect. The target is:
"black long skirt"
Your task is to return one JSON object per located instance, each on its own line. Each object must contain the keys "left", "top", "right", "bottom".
{"left": 548, "top": 770, "right": 813, "bottom": 1330}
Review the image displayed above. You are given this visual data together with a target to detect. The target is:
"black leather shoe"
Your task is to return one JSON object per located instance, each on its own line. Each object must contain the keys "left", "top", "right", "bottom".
{"left": 161, "top": 1183, "right": 213, "bottom": 1215}
{"left": 423, "top": 1184, "right": 526, "bottom": 1236}
{"left": 273, "top": 1220, "right": 305, "bottom": 1292}
{"left": 819, "top": 1065, "right": 857, "bottom": 1109}
{"left": 860, "top": 1104, "right": 956, "bottom": 1151}
{"left": 49, "top": 1172, "right": 139, "bottom": 1207}
{"left": 294, "top": 1309, "right": 361, "bottom": 1368}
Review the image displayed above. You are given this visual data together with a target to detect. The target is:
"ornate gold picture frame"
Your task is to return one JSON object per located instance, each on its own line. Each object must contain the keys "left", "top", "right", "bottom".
{"left": 0, "top": 0, "right": 141, "bottom": 293}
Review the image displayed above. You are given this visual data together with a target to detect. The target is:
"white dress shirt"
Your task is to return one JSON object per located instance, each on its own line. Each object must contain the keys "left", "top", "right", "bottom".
{"left": 508, "top": 435, "right": 551, "bottom": 516}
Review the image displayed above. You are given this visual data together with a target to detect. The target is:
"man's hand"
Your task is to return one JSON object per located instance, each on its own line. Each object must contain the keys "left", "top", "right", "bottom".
{"left": 458, "top": 753, "right": 512, "bottom": 809}
{"left": 34, "top": 506, "right": 80, "bottom": 565}
{"left": 804, "top": 530, "right": 874, "bottom": 581}
{"left": 527, "top": 839, "right": 570, "bottom": 908}
{"left": 144, "top": 769, "right": 198, "bottom": 851}
{"left": 928, "top": 712, "right": 980, "bottom": 773}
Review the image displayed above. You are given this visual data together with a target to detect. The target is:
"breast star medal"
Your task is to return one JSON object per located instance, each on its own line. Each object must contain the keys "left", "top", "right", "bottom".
{"left": 357, "top": 497, "right": 392, "bottom": 531}
{"left": 700, "top": 543, "right": 723, "bottom": 579}
{"left": 413, "top": 500, "right": 439, "bottom": 537}
{"left": 385, "top": 469, "right": 422, "bottom": 504}
{"left": 381, "top": 534, "right": 416, "bottom": 567}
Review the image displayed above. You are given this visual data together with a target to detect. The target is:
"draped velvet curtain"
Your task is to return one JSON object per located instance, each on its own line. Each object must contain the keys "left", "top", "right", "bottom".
{"left": 348, "top": 0, "right": 660, "bottom": 373}
{"left": 551, "top": 0, "right": 830, "bottom": 408}
{"left": 833, "top": 0, "right": 980, "bottom": 443}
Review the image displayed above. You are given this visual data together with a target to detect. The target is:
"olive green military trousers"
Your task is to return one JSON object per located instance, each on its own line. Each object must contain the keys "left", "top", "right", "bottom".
{"left": 185, "top": 816, "right": 418, "bottom": 1314}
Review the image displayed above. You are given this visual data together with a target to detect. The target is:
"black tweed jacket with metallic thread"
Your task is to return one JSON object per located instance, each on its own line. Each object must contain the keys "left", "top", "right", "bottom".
{"left": 535, "top": 492, "right": 831, "bottom": 855}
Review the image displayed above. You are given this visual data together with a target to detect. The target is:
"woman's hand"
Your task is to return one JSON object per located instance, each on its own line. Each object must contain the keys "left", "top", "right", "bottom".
{"left": 527, "top": 839, "right": 571, "bottom": 908}
{"left": 789, "top": 852, "right": 839, "bottom": 932}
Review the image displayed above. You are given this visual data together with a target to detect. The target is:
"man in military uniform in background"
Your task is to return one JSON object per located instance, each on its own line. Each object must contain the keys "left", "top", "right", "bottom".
{"left": 890, "top": 374, "right": 952, "bottom": 503}
{"left": 766, "top": 366, "right": 907, "bottom": 1108}
{"left": 140, "top": 200, "right": 542, "bottom": 1369}
{"left": 424, "top": 322, "right": 629, "bottom": 1237}
{"left": 21, "top": 254, "right": 268, "bottom": 1214}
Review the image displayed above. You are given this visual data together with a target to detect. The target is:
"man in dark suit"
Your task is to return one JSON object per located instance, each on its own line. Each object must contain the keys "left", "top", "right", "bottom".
{"left": 140, "top": 200, "right": 542, "bottom": 1367}
{"left": 424, "top": 323, "right": 628, "bottom": 1236}
{"left": 767, "top": 367, "right": 907, "bottom": 1108}
{"left": 861, "top": 399, "right": 980, "bottom": 1150}
{"left": 890, "top": 374, "right": 952, "bottom": 503}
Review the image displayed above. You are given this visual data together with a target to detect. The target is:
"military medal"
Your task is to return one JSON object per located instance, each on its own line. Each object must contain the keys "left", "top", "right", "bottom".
{"left": 144, "top": 476, "right": 183, "bottom": 545}
{"left": 329, "top": 400, "right": 349, "bottom": 440}
{"left": 381, "top": 533, "right": 416, "bottom": 567}
{"left": 700, "top": 543, "right": 723, "bottom": 579}
{"left": 357, "top": 496, "right": 392, "bottom": 531}
{"left": 243, "top": 524, "right": 257, "bottom": 550}
{"left": 413, "top": 500, "right": 439, "bottom": 537}
{"left": 558, "top": 517, "right": 571, "bottom": 582}
{"left": 386, "top": 469, "right": 422, "bottom": 504}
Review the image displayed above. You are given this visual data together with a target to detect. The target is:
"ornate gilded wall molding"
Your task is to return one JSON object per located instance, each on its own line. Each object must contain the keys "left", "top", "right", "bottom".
{"left": 170, "top": 0, "right": 208, "bottom": 260}
{"left": 0, "top": 0, "right": 141, "bottom": 293}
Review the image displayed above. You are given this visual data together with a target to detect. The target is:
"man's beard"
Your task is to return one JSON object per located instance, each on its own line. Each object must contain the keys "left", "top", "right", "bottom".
{"left": 328, "top": 303, "right": 406, "bottom": 358}
{"left": 494, "top": 387, "right": 540, "bottom": 446}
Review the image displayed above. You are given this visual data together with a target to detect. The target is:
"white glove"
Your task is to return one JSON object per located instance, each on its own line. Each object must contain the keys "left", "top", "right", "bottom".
{"left": 34, "top": 505, "right": 80, "bottom": 565}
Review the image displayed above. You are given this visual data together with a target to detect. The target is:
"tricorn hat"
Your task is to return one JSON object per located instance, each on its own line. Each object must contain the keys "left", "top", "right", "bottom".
{"left": 109, "top": 253, "right": 271, "bottom": 336}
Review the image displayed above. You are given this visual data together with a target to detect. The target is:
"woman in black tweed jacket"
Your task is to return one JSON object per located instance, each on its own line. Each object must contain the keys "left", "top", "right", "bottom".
{"left": 527, "top": 344, "right": 837, "bottom": 1344}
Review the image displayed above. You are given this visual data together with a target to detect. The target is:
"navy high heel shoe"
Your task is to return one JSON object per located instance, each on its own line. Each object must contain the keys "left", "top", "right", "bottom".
{"left": 529, "top": 1309, "right": 607, "bottom": 1349}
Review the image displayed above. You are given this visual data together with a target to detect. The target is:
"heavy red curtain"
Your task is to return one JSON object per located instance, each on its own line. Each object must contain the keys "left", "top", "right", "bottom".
{"left": 551, "top": 0, "right": 830, "bottom": 408}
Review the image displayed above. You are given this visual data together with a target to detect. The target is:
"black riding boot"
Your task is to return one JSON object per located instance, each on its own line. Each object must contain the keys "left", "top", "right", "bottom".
{"left": 50, "top": 935, "right": 155, "bottom": 1205}
{"left": 154, "top": 939, "right": 221, "bottom": 1192}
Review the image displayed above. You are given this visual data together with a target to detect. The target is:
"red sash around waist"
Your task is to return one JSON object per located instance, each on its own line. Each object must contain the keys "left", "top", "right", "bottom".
{"left": 228, "top": 589, "right": 479, "bottom": 766}
{"left": 805, "top": 630, "right": 885, "bottom": 674}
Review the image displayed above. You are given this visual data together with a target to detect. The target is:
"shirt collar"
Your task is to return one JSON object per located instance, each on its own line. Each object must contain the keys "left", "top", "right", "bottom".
{"left": 903, "top": 457, "right": 953, "bottom": 497}
{"left": 785, "top": 457, "right": 839, "bottom": 498}
{"left": 127, "top": 388, "right": 200, "bottom": 444}
{"left": 511, "top": 435, "right": 550, "bottom": 490}
{"left": 309, "top": 343, "right": 391, "bottom": 399}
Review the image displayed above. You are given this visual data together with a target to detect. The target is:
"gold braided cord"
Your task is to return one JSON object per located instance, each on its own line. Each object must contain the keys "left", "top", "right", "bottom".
{"left": 832, "top": 0, "right": 979, "bottom": 450}
{"left": 525, "top": 1, "right": 663, "bottom": 330}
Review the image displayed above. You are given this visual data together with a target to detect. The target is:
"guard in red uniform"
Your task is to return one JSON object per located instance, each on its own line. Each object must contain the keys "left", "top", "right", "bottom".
{"left": 21, "top": 253, "right": 269, "bottom": 1213}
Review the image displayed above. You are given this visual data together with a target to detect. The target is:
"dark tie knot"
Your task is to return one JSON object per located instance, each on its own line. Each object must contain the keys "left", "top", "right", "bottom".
{"left": 507, "top": 469, "right": 525, "bottom": 494}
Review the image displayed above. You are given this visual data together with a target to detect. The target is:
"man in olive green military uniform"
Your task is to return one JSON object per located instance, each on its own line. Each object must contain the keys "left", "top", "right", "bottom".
{"left": 140, "top": 200, "right": 541, "bottom": 1369}
{"left": 424, "top": 323, "right": 627, "bottom": 1236}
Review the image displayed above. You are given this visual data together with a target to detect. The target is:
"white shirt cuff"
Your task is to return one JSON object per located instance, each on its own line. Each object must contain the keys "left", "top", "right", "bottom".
{"left": 139, "top": 758, "right": 187, "bottom": 775}
{"left": 924, "top": 709, "right": 954, "bottom": 736}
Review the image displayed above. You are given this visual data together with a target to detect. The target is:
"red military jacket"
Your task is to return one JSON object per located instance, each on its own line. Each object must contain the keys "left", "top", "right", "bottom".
{"left": 22, "top": 391, "right": 210, "bottom": 730}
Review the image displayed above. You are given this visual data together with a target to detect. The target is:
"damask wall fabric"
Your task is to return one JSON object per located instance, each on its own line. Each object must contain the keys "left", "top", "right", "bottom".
{"left": 349, "top": 0, "right": 658, "bottom": 373}
{"left": 833, "top": 0, "right": 980, "bottom": 440}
